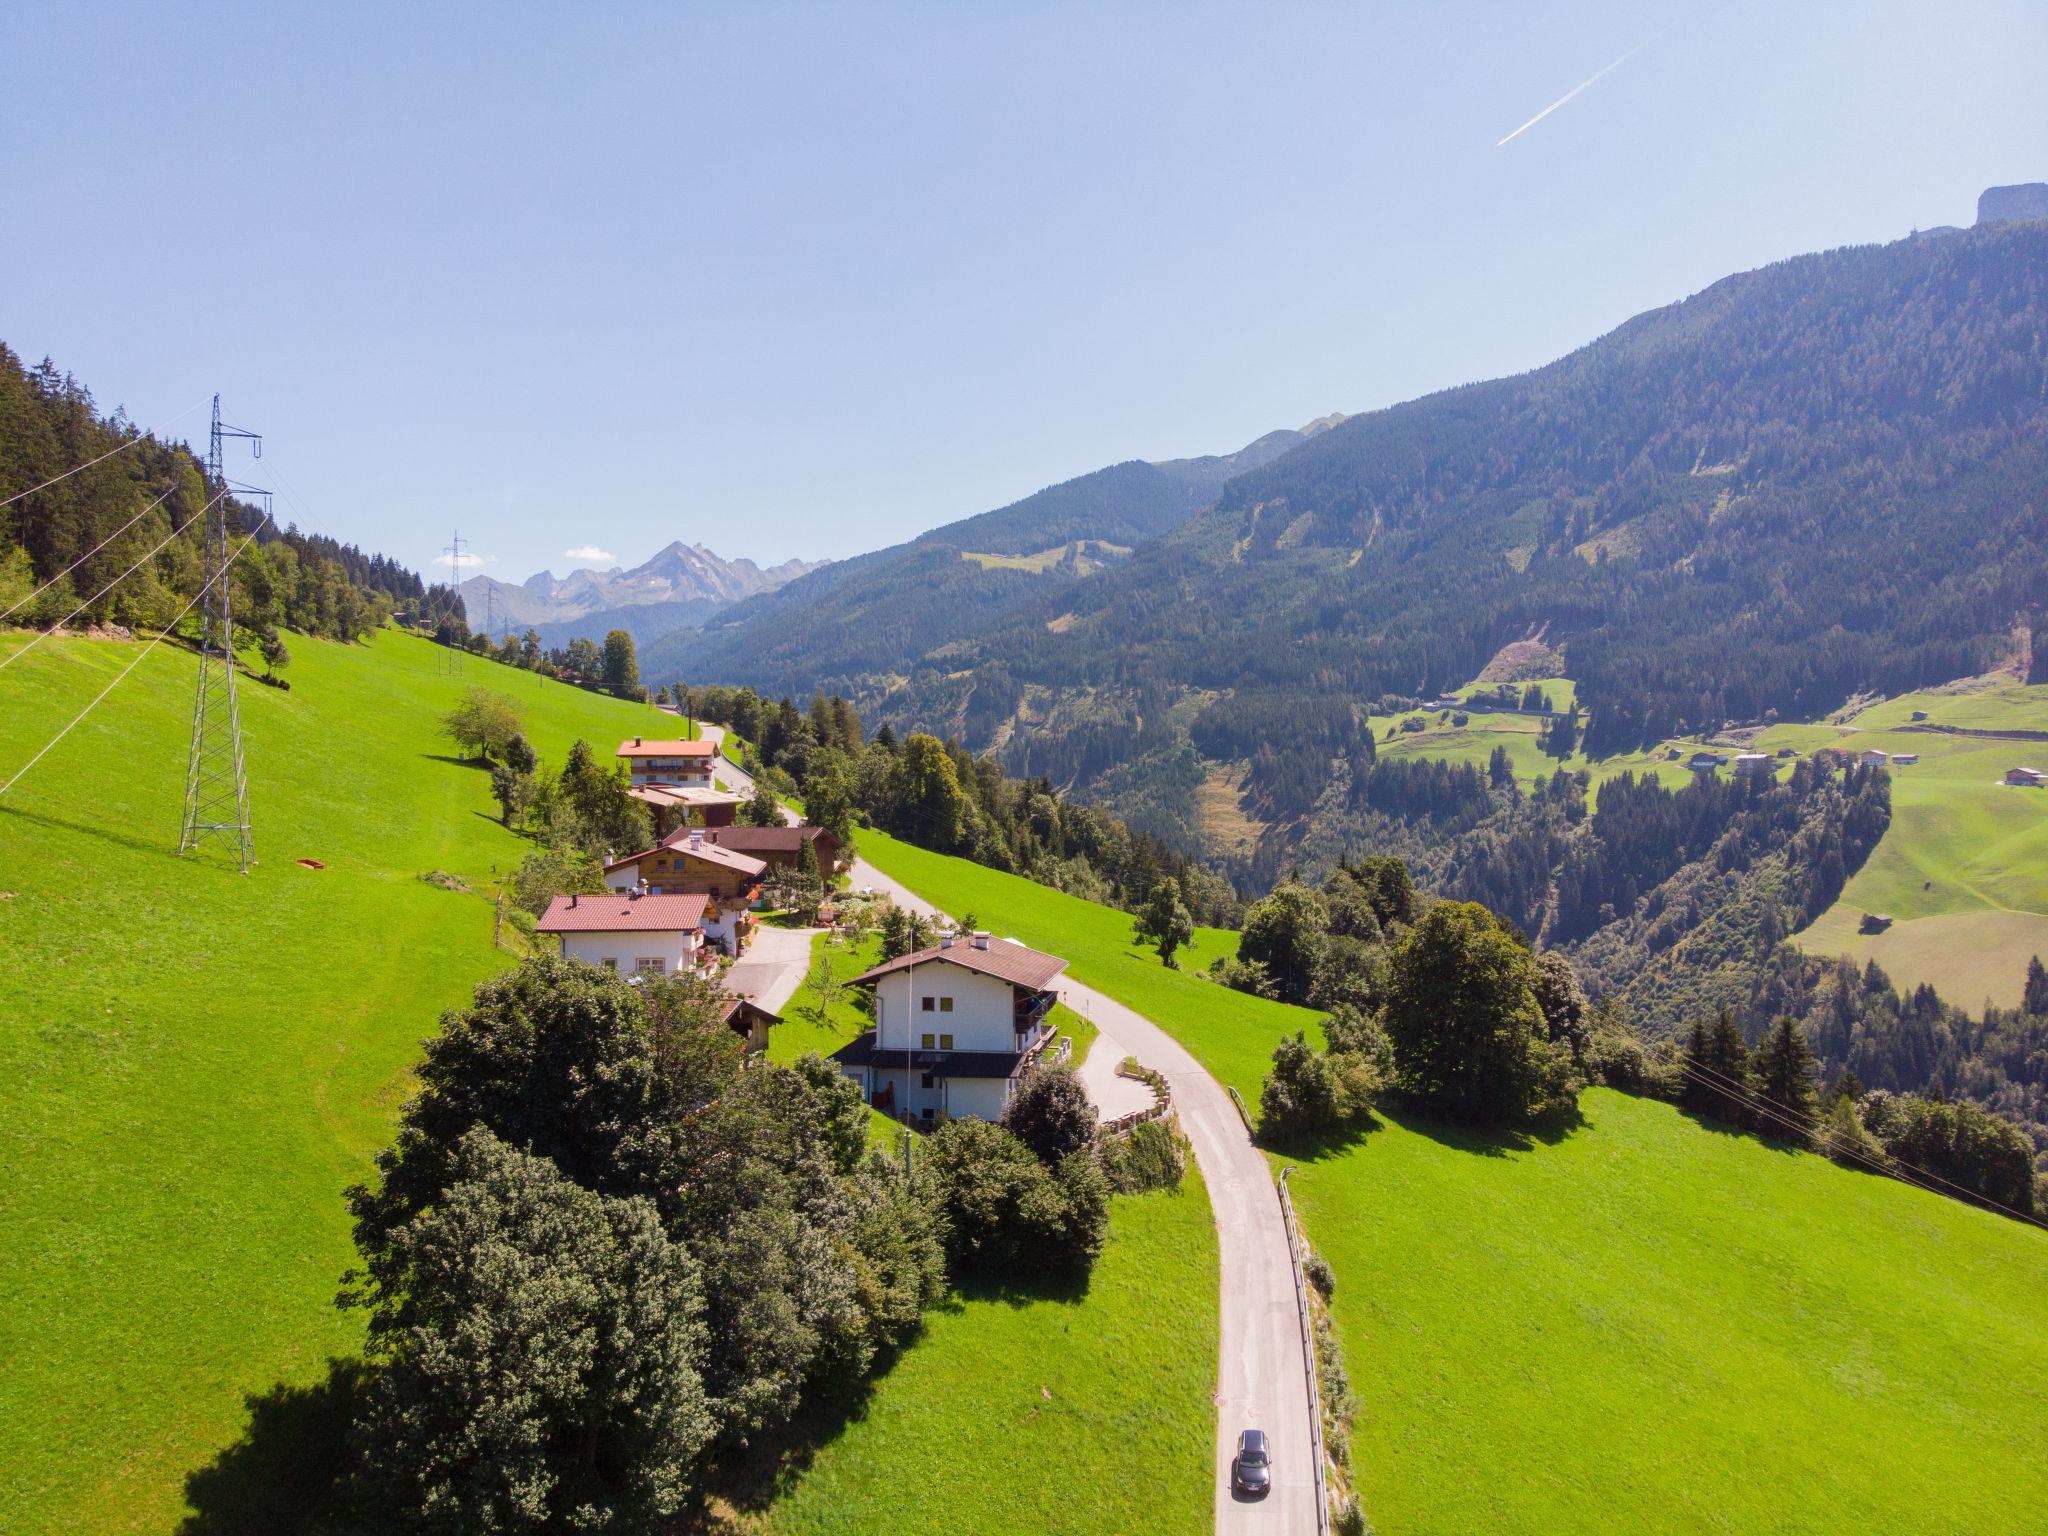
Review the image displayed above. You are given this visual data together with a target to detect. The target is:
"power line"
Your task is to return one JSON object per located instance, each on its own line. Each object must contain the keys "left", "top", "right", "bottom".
{"left": 0, "top": 487, "right": 229, "bottom": 674}
{"left": 0, "top": 398, "right": 208, "bottom": 509}
{"left": 0, "top": 513, "right": 271, "bottom": 799}
{"left": 0, "top": 485, "right": 179, "bottom": 622}
{"left": 1677, "top": 1056, "right": 2045, "bottom": 1229}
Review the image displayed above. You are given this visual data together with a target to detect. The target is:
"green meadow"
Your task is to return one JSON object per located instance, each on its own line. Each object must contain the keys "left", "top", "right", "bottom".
{"left": 1282, "top": 1088, "right": 2048, "bottom": 1536}
{"left": 0, "top": 627, "right": 680, "bottom": 1533}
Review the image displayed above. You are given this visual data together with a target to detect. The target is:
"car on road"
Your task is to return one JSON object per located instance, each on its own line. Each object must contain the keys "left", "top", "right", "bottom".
{"left": 1232, "top": 1428, "right": 1272, "bottom": 1497}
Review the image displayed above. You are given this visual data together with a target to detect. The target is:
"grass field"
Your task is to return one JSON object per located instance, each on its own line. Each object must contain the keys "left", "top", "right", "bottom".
{"left": 1283, "top": 1087, "right": 2048, "bottom": 1536}
{"left": 0, "top": 627, "right": 684, "bottom": 1533}
{"left": 1762, "top": 681, "right": 2048, "bottom": 1008}
{"left": 854, "top": 827, "right": 1320, "bottom": 1102}
{"left": 750, "top": 1167, "right": 1218, "bottom": 1536}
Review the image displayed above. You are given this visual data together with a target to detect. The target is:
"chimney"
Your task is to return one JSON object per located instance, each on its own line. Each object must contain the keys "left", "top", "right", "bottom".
{"left": 570, "top": 893, "right": 579, "bottom": 908}
{"left": 973, "top": 930, "right": 990, "bottom": 950}
{"left": 689, "top": 828, "right": 704, "bottom": 849}
{"left": 939, "top": 934, "right": 953, "bottom": 949}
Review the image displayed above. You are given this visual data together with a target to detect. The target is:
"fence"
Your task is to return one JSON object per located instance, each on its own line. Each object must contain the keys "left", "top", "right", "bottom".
{"left": 1277, "top": 1166, "right": 1333, "bottom": 1536}
{"left": 1101, "top": 1058, "right": 1173, "bottom": 1137}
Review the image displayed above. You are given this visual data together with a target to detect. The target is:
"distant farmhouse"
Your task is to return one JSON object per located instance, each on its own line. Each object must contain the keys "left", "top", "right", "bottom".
{"left": 833, "top": 931, "right": 1065, "bottom": 1127}
{"left": 1687, "top": 751, "right": 1728, "bottom": 772}
{"left": 1859, "top": 748, "right": 1890, "bottom": 768}
{"left": 1733, "top": 752, "right": 1772, "bottom": 777}
{"left": 2006, "top": 766, "right": 2047, "bottom": 788}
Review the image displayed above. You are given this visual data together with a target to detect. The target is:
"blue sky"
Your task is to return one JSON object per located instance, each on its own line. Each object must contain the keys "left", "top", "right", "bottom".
{"left": 4, "top": 1, "right": 2042, "bottom": 580}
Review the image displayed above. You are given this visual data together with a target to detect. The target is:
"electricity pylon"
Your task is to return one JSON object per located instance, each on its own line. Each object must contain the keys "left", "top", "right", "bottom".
{"left": 179, "top": 396, "right": 262, "bottom": 871}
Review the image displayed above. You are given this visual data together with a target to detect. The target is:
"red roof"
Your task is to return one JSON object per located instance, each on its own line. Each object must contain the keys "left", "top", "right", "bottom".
{"left": 617, "top": 738, "right": 717, "bottom": 758}
{"left": 852, "top": 936, "right": 1067, "bottom": 991}
{"left": 605, "top": 838, "right": 767, "bottom": 878}
{"left": 537, "top": 892, "right": 708, "bottom": 933}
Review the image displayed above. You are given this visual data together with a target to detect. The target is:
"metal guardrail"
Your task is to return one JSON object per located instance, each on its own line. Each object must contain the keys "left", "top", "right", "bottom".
{"left": 1226, "top": 1084, "right": 1255, "bottom": 1137}
{"left": 1277, "top": 1165, "right": 1333, "bottom": 1536}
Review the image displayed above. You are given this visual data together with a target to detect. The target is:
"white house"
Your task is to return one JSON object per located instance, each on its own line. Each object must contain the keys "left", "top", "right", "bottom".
{"left": 833, "top": 932, "right": 1066, "bottom": 1126}
{"left": 1859, "top": 748, "right": 1890, "bottom": 768}
{"left": 616, "top": 736, "right": 719, "bottom": 789}
{"left": 1732, "top": 752, "right": 1772, "bottom": 777}
{"left": 536, "top": 891, "right": 709, "bottom": 977}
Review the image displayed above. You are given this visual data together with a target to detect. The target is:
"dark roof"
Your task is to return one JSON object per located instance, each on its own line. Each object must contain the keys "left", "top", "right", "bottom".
{"left": 720, "top": 995, "right": 783, "bottom": 1027}
{"left": 851, "top": 936, "right": 1066, "bottom": 992}
{"left": 830, "top": 1030, "right": 1027, "bottom": 1080}
{"left": 537, "top": 892, "right": 708, "bottom": 933}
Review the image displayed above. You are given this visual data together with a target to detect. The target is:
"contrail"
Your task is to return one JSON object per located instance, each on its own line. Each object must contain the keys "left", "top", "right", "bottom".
{"left": 1497, "top": 41, "right": 1647, "bottom": 146}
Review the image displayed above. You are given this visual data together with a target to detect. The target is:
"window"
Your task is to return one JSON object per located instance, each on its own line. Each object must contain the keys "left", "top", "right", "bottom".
{"left": 599, "top": 957, "right": 619, "bottom": 971}
{"left": 921, "top": 996, "right": 936, "bottom": 1012}
{"left": 634, "top": 957, "right": 665, "bottom": 976}
{"left": 921, "top": 1032, "right": 936, "bottom": 1049}
{"left": 939, "top": 1033, "right": 954, "bottom": 1050}
{"left": 939, "top": 996, "right": 954, "bottom": 1013}
{"left": 920, "top": 1072, "right": 936, "bottom": 1090}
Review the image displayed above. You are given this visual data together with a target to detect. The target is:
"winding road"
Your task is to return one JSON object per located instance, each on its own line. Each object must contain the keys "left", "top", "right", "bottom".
{"left": 850, "top": 854, "right": 1319, "bottom": 1536}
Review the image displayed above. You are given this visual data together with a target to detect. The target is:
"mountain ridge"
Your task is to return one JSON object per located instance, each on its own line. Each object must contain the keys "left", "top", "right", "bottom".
{"left": 461, "top": 539, "right": 825, "bottom": 643}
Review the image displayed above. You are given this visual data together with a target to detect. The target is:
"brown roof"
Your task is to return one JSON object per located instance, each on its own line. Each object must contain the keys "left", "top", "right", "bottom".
{"left": 703, "top": 825, "right": 839, "bottom": 855}
{"left": 617, "top": 738, "right": 716, "bottom": 758}
{"left": 852, "top": 936, "right": 1067, "bottom": 992}
{"left": 608, "top": 836, "right": 767, "bottom": 878}
{"left": 537, "top": 892, "right": 708, "bottom": 933}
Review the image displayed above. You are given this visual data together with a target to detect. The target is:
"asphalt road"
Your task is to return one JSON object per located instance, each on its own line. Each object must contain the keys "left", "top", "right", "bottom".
{"left": 848, "top": 855, "right": 1319, "bottom": 1536}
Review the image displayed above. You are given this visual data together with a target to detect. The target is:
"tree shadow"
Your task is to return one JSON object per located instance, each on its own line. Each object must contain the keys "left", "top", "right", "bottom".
{"left": 1387, "top": 1098, "right": 1587, "bottom": 1157}
{"left": 421, "top": 753, "right": 491, "bottom": 769}
{"left": 1257, "top": 1114, "right": 1382, "bottom": 1165}
{"left": 700, "top": 1267, "right": 1091, "bottom": 1521}
{"left": 178, "top": 1359, "right": 365, "bottom": 1535}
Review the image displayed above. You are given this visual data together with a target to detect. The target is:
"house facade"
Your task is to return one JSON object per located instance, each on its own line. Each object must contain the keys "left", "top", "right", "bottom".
{"left": 536, "top": 891, "right": 709, "bottom": 977}
{"left": 616, "top": 737, "right": 719, "bottom": 788}
{"left": 603, "top": 828, "right": 766, "bottom": 954}
{"left": 833, "top": 933, "right": 1064, "bottom": 1126}
{"left": 2006, "top": 766, "right": 2047, "bottom": 788}
{"left": 1733, "top": 752, "right": 1772, "bottom": 776}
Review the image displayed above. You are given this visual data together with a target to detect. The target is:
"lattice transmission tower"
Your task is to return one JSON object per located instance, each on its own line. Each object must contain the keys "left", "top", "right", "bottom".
{"left": 179, "top": 396, "right": 264, "bottom": 872}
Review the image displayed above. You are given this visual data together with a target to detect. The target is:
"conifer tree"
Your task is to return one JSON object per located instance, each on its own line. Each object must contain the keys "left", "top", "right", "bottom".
{"left": 1750, "top": 1015, "right": 1820, "bottom": 1143}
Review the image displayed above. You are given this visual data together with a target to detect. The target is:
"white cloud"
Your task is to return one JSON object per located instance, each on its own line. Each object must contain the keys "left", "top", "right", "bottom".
{"left": 433, "top": 551, "right": 495, "bottom": 568}
{"left": 564, "top": 545, "right": 615, "bottom": 564}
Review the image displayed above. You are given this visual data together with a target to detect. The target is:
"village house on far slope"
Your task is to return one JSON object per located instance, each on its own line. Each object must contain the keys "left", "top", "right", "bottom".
{"left": 617, "top": 736, "right": 719, "bottom": 789}
{"left": 537, "top": 891, "right": 712, "bottom": 978}
{"left": 833, "top": 932, "right": 1065, "bottom": 1127}
{"left": 602, "top": 826, "right": 766, "bottom": 956}
{"left": 2006, "top": 766, "right": 2048, "bottom": 788}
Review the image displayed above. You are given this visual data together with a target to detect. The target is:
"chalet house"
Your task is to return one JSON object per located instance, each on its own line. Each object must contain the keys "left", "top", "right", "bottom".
{"left": 1732, "top": 752, "right": 1772, "bottom": 777}
{"left": 1911, "top": 709, "right": 1930, "bottom": 721}
{"left": 2006, "top": 767, "right": 2048, "bottom": 788}
{"left": 616, "top": 737, "right": 719, "bottom": 789}
{"left": 703, "top": 824, "right": 847, "bottom": 879}
{"left": 603, "top": 827, "right": 767, "bottom": 954}
{"left": 1687, "top": 751, "right": 1727, "bottom": 772}
{"left": 537, "top": 891, "right": 710, "bottom": 977}
{"left": 833, "top": 932, "right": 1065, "bottom": 1126}
{"left": 1889, "top": 752, "right": 1920, "bottom": 766}
{"left": 1859, "top": 749, "right": 1890, "bottom": 768}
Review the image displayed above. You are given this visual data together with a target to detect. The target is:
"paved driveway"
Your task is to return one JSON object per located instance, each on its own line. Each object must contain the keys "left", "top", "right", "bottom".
{"left": 848, "top": 855, "right": 1319, "bottom": 1536}
{"left": 724, "top": 921, "right": 817, "bottom": 1016}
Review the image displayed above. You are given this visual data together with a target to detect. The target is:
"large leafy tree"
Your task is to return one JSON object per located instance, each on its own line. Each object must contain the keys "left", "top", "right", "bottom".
{"left": 1237, "top": 882, "right": 1329, "bottom": 1006}
{"left": 1132, "top": 878, "right": 1195, "bottom": 968}
{"left": 1001, "top": 1064, "right": 1098, "bottom": 1164}
{"left": 601, "top": 627, "right": 641, "bottom": 696}
{"left": 1383, "top": 900, "right": 1567, "bottom": 1124}
{"left": 344, "top": 1128, "right": 713, "bottom": 1534}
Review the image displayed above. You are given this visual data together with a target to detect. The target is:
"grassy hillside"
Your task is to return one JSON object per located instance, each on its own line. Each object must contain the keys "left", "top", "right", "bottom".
{"left": 751, "top": 1169, "right": 1218, "bottom": 1536}
{"left": 0, "top": 627, "right": 683, "bottom": 1533}
{"left": 1770, "top": 681, "right": 2048, "bottom": 1008}
{"left": 1283, "top": 1088, "right": 2048, "bottom": 1536}
{"left": 855, "top": 827, "right": 1319, "bottom": 1101}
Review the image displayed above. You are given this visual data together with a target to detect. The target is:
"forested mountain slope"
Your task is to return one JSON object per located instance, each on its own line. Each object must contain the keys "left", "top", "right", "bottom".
{"left": 725, "top": 223, "right": 2048, "bottom": 856}
{"left": 643, "top": 417, "right": 1340, "bottom": 696}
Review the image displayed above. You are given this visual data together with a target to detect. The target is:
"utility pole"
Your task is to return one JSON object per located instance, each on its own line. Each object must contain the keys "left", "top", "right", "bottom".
{"left": 443, "top": 530, "right": 467, "bottom": 674}
{"left": 179, "top": 395, "right": 262, "bottom": 872}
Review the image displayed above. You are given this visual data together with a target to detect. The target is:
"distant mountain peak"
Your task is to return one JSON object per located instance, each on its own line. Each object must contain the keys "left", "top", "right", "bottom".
{"left": 461, "top": 539, "right": 828, "bottom": 641}
{"left": 1978, "top": 182, "right": 2048, "bottom": 226}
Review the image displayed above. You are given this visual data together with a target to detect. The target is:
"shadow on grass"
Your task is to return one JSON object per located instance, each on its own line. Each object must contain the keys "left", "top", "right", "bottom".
{"left": 421, "top": 753, "right": 492, "bottom": 769}
{"left": 702, "top": 1267, "right": 1091, "bottom": 1521}
{"left": 0, "top": 802, "right": 252, "bottom": 872}
{"left": 1258, "top": 1114, "right": 1381, "bottom": 1165}
{"left": 1388, "top": 1098, "right": 1587, "bottom": 1157}
{"left": 179, "top": 1359, "right": 365, "bottom": 1536}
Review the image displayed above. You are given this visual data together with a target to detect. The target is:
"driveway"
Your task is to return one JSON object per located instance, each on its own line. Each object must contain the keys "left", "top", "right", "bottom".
{"left": 723, "top": 920, "right": 817, "bottom": 1017}
{"left": 848, "top": 855, "right": 1319, "bottom": 1536}
{"left": 691, "top": 721, "right": 755, "bottom": 798}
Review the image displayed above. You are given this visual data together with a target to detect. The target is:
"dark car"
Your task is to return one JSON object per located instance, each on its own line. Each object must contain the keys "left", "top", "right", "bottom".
{"left": 1232, "top": 1428, "right": 1271, "bottom": 1496}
